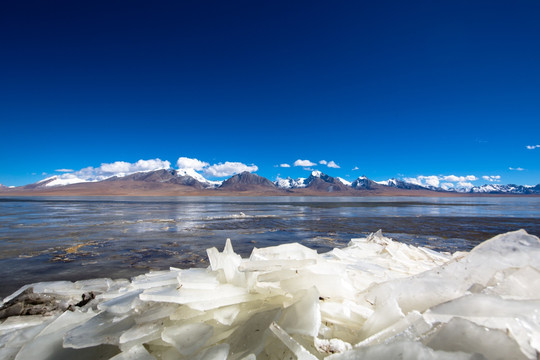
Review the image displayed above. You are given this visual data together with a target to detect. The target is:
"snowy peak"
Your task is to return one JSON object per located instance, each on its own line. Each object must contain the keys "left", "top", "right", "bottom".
{"left": 380, "top": 178, "right": 431, "bottom": 191}
{"left": 351, "top": 175, "right": 378, "bottom": 190}
{"left": 304, "top": 172, "right": 351, "bottom": 192}
{"left": 274, "top": 177, "right": 306, "bottom": 189}
{"left": 176, "top": 168, "right": 222, "bottom": 187}
{"left": 468, "top": 183, "right": 539, "bottom": 194}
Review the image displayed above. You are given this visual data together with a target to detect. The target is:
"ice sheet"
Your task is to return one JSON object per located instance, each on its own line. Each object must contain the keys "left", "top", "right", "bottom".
{"left": 1, "top": 230, "right": 539, "bottom": 359}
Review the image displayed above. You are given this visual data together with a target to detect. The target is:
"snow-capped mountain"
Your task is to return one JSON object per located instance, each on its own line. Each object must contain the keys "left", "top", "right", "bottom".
{"left": 274, "top": 177, "right": 307, "bottom": 189}
{"left": 468, "top": 184, "right": 540, "bottom": 194}
{"left": 377, "top": 178, "right": 433, "bottom": 191}
{"left": 377, "top": 178, "right": 540, "bottom": 194}
{"left": 4, "top": 170, "right": 539, "bottom": 195}
{"left": 275, "top": 171, "right": 351, "bottom": 191}
{"left": 176, "top": 168, "right": 222, "bottom": 187}
{"left": 274, "top": 171, "right": 353, "bottom": 192}
{"left": 351, "top": 175, "right": 379, "bottom": 190}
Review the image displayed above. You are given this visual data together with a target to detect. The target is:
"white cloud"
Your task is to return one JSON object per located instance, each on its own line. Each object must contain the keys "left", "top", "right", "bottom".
{"left": 176, "top": 157, "right": 209, "bottom": 171}
{"left": 55, "top": 169, "right": 73, "bottom": 173}
{"left": 457, "top": 181, "right": 474, "bottom": 191}
{"left": 526, "top": 145, "right": 540, "bottom": 150}
{"left": 441, "top": 175, "right": 477, "bottom": 182}
{"left": 327, "top": 160, "right": 340, "bottom": 169}
{"left": 404, "top": 174, "right": 482, "bottom": 189}
{"left": 509, "top": 167, "right": 525, "bottom": 171}
{"left": 404, "top": 175, "right": 441, "bottom": 188}
{"left": 203, "top": 162, "right": 258, "bottom": 177}
{"left": 280, "top": 163, "right": 291, "bottom": 168}
{"left": 422, "top": 175, "right": 440, "bottom": 188}
{"left": 352, "top": 166, "right": 359, "bottom": 171}
{"left": 440, "top": 182, "right": 455, "bottom": 190}
{"left": 319, "top": 160, "right": 327, "bottom": 165}
{"left": 294, "top": 159, "right": 316, "bottom": 167}
{"left": 482, "top": 175, "right": 501, "bottom": 182}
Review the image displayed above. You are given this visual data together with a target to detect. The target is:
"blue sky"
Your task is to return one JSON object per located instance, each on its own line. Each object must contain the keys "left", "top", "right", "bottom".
{"left": 1, "top": 0, "right": 539, "bottom": 187}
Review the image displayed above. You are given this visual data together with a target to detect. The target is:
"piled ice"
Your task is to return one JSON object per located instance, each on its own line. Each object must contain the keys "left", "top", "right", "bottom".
{"left": 1, "top": 229, "right": 540, "bottom": 359}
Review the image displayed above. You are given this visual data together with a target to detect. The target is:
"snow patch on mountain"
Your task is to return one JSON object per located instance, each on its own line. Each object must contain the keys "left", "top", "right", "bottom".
{"left": 177, "top": 168, "right": 222, "bottom": 187}
{"left": 274, "top": 177, "right": 307, "bottom": 189}
{"left": 337, "top": 177, "right": 352, "bottom": 186}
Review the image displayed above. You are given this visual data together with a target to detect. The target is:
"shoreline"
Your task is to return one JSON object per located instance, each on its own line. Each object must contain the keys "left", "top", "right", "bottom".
{"left": 2, "top": 189, "right": 539, "bottom": 197}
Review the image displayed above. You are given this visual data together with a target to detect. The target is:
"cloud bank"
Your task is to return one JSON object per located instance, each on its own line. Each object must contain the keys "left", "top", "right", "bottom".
{"left": 176, "top": 157, "right": 209, "bottom": 171}
{"left": 203, "top": 162, "right": 258, "bottom": 177}
{"left": 404, "top": 174, "right": 478, "bottom": 190}
{"left": 176, "top": 157, "right": 258, "bottom": 178}
{"left": 327, "top": 161, "right": 340, "bottom": 169}
{"left": 526, "top": 145, "right": 540, "bottom": 150}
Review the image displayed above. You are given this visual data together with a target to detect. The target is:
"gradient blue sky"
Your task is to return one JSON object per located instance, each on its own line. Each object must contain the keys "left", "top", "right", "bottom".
{"left": 1, "top": 0, "right": 539, "bottom": 187}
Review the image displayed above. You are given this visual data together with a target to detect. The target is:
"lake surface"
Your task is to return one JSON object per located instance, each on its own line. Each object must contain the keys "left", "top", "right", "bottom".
{"left": 1, "top": 196, "right": 539, "bottom": 297}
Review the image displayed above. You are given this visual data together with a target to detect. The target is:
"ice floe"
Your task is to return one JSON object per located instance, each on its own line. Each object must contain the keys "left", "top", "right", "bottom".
{"left": 1, "top": 229, "right": 540, "bottom": 359}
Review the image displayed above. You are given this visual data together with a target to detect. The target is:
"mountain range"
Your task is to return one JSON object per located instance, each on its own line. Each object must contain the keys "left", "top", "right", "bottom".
{"left": 1, "top": 169, "right": 538, "bottom": 196}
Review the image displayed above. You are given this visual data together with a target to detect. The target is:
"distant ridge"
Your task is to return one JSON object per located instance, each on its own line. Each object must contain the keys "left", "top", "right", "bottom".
{"left": 1, "top": 169, "right": 539, "bottom": 196}
{"left": 219, "top": 172, "right": 277, "bottom": 192}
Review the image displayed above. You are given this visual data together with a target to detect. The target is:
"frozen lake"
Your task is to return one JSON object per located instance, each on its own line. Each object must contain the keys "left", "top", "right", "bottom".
{"left": 1, "top": 196, "right": 539, "bottom": 297}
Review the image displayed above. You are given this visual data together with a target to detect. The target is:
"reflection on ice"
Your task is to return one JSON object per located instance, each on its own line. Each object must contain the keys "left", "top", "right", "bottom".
{"left": 1, "top": 230, "right": 540, "bottom": 359}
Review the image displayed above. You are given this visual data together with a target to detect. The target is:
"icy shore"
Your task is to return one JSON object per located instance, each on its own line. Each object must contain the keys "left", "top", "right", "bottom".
{"left": 1, "top": 230, "right": 540, "bottom": 359}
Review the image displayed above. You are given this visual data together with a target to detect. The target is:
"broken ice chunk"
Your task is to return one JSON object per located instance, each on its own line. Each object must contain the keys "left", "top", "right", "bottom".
{"left": 250, "top": 243, "right": 318, "bottom": 261}
{"left": 109, "top": 344, "right": 156, "bottom": 360}
{"left": 177, "top": 268, "right": 220, "bottom": 290}
{"left": 483, "top": 266, "right": 540, "bottom": 300}
{"left": 131, "top": 270, "right": 180, "bottom": 290}
{"left": 119, "top": 321, "right": 162, "bottom": 345}
{"left": 140, "top": 283, "right": 247, "bottom": 307}
{"left": 425, "top": 317, "right": 527, "bottom": 360}
{"left": 227, "top": 307, "right": 281, "bottom": 360}
{"left": 238, "top": 259, "right": 316, "bottom": 272}
{"left": 326, "top": 341, "right": 481, "bottom": 360}
{"left": 161, "top": 323, "right": 213, "bottom": 356}
{"left": 424, "top": 293, "right": 540, "bottom": 359}
{"left": 14, "top": 310, "right": 96, "bottom": 360}
{"left": 192, "top": 343, "right": 230, "bottom": 360}
{"left": 97, "top": 289, "right": 143, "bottom": 314}
{"left": 133, "top": 303, "right": 178, "bottom": 324}
{"left": 319, "top": 299, "right": 373, "bottom": 329}
{"left": 63, "top": 312, "right": 135, "bottom": 348}
{"left": 279, "top": 287, "right": 321, "bottom": 337}
{"left": 356, "top": 311, "right": 431, "bottom": 348}
{"left": 207, "top": 239, "right": 245, "bottom": 286}
{"left": 268, "top": 322, "right": 318, "bottom": 360}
